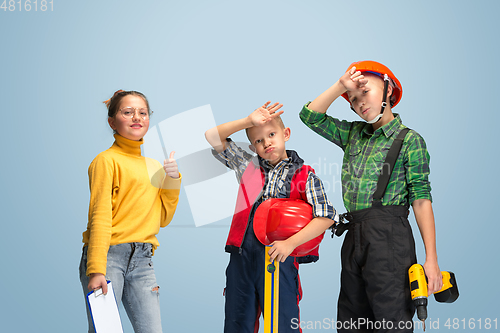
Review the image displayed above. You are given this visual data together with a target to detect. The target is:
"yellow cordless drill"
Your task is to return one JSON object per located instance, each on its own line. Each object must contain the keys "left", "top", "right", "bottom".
{"left": 408, "top": 264, "right": 459, "bottom": 331}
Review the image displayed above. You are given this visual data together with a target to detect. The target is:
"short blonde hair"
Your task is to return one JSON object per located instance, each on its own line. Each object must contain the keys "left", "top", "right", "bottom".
{"left": 245, "top": 116, "right": 285, "bottom": 143}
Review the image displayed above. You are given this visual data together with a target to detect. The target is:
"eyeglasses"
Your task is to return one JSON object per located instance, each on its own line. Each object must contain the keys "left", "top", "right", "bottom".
{"left": 118, "top": 107, "right": 153, "bottom": 120}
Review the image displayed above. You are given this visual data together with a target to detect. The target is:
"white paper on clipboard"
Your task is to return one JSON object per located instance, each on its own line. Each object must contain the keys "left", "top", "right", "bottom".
{"left": 86, "top": 281, "right": 123, "bottom": 333}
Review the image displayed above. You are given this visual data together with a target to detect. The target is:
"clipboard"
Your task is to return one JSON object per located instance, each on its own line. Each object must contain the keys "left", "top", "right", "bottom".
{"left": 86, "top": 281, "right": 124, "bottom": 333}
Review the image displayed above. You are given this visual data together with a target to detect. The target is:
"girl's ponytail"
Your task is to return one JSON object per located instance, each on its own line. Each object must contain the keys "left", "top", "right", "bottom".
{"left": 103, "top": 90, "right": 126, "bottom": 117}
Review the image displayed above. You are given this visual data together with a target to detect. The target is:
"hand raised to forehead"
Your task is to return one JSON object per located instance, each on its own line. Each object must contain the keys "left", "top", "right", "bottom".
{"left": 248, "top": 101, "right": 284, "bottom": 127}
{"left": 339, "top": 66, "right": 368, "bottom": 92}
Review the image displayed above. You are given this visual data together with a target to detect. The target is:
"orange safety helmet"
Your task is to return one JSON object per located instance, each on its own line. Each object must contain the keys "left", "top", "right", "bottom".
{"left": 253, "top": 198, "right": 325, "bottom": 257}
{"left": 341, "top": 60, "right": 403, "bottom": 108}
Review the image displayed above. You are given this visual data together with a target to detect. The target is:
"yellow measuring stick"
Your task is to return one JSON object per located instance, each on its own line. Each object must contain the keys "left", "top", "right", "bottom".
{"left": 264, "top": 246, "right": 279, "bottom": 333}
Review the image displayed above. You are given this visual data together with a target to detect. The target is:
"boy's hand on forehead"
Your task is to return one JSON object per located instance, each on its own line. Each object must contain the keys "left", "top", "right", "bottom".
{"left": 339, "top": 66, "right": 368, "bottom": 93}
{"left": 248, "top": 101, "right": 284, "bottom": 127}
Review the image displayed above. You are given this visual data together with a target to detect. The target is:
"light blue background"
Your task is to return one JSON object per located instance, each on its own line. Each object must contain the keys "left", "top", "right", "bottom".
{"left": 1, "top": 0, "right": 499, "bottom": 332}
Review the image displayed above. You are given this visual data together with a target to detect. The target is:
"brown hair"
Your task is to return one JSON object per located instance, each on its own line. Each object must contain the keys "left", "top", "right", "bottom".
{"left": 103, "top": 90, "right": 151, "bottom": 118}
{"left": 363, "top": 73, "right": 397, "bottom": 107}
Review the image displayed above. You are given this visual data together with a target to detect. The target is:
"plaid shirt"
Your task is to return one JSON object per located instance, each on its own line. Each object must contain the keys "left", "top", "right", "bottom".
{"left": 300, "top": 103, "right": 432, "bottom": 212}
{"left": 213, "top": 139, "right": 338, "bottom": 222}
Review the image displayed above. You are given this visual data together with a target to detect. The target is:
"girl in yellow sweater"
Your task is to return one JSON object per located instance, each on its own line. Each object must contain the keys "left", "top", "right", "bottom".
{"left": 79, "top": 90, "right": 181, "bottom": 333}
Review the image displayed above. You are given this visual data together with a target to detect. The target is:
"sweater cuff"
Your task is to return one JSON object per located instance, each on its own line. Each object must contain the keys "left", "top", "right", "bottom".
{"left": 161, "top": 172, "right": 182, "bottom": 190}
{"left": 86, "top": 255, "right": 107, "bottom": 277}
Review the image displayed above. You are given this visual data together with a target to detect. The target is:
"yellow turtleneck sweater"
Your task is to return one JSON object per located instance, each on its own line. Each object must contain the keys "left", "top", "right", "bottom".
{"left": 82, "top": 134, "right": 181, "bottom": 276}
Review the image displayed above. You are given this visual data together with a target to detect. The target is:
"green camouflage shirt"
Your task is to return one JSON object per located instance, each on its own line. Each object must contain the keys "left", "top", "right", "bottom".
{"left": 300, "top": 103, "right": 432, "bottom": 212}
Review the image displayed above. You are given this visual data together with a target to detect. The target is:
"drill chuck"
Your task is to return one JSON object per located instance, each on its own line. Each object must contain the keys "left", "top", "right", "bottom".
{"left": 413, "top": 297, "right": 428, "bottom": 321}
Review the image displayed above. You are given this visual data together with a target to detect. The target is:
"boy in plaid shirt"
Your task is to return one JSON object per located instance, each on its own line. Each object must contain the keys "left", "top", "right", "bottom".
{"left": 300, "top": 61, "right": 442, "bottom": 333}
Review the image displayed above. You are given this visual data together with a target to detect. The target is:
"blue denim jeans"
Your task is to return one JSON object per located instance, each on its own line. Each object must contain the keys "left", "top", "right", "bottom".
{"left": 79, "top": 243, "right": 162, "bottom": 333}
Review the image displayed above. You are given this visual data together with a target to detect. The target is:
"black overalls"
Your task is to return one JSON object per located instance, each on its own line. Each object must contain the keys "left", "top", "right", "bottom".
{"left": 336, "top": 129, "right": 417, "bottom": 333}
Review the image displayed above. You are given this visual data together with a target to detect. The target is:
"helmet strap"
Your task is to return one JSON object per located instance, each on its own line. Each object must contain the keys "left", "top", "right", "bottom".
{"left": 367, "top": 74, "right": 389, "bottom": 124}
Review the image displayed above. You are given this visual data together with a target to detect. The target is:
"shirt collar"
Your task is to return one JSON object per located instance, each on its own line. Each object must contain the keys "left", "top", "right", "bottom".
{"left": 361, "top": 113, "right": 403, "bottom": 138}
{"left": 259, "top": 150, "right": 303, "bottom": 172}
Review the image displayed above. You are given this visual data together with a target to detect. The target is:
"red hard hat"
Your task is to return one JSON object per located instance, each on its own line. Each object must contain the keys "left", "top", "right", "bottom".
{"left": 341, "top": 60, "right": 403, "bottom": 108}
{"left": 253, "top": 198, "right": 324, "bottom": 257}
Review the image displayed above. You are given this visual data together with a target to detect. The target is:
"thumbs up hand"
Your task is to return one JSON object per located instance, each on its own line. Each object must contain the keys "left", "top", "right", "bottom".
{"left": 163, "top": 151, "right": 180, "bottom": 179}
